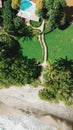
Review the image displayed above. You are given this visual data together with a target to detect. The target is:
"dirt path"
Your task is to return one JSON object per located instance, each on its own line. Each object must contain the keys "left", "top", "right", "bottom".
{"left": 38, "top": 34, "right": 47, "bottom": 67}
{"left": 41, "top": 34, "right": 47, "bottom": 67}
{"left": 37, "top": 21, "right": 48, "bottom": 67}
{"left": 29, "top": 20, "right": 48, "bottom": 67}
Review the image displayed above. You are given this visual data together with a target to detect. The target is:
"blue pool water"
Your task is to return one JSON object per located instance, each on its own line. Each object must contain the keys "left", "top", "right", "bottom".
{"left": 20, "top": 0, "right": 32, "bottom": 11}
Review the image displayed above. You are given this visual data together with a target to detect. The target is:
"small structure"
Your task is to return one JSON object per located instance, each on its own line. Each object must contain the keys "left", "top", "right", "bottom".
{"left": 17, "top": 0, "right": 39, "bottom": 22}
{"left": 0, "top": 0, "right": 2, "bottom": 8}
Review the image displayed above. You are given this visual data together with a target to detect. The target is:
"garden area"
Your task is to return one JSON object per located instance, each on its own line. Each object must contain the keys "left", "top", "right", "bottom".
{"left": 20, "top": 24, "right": 73, "bottom": 62}
{"left": 19, "top": 21, "right": 73, "bottom": 105}
{"left": 45, "top": 24, "right": 73, "bottom": 61}
{"left": 19, "top": 37, "right": 43, "bottom": 62}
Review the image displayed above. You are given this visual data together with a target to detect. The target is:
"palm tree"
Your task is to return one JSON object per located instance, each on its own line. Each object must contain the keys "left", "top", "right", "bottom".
{"left": 0, "top": 27, "right": 15, "bottom": 43}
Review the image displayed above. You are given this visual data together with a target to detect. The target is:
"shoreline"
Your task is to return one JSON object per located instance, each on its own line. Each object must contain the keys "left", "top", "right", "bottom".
{"left": 0, "top": 102, "right": 73, "bottom": 130}
{"left": 0, "top": 85, "right": 73, "bottom": 130}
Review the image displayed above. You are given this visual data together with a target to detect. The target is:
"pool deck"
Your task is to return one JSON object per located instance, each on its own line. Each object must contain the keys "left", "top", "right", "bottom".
{"left": 17, "top": 9, "right": 39, "bottom": 21}
{"left": 17, "top": 0, "right": 39, "bottom": 21}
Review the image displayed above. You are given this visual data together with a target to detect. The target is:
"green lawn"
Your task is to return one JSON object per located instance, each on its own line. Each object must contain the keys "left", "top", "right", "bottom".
{"left": 45, "top": 24, "right": 73, "bottom": 61}
{"left": 19, "top": 24, "right": 73, "bottom": 62}
{"left": 19, "top": 37, "right": 43, "bottom": 62}
{"left": 30, "top": 20, "right": 42, "bottom": 27}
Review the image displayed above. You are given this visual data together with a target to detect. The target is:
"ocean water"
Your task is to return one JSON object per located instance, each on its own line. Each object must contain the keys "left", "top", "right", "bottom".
{"left": 0, "top": 115, "right": 56, "bottom": 130}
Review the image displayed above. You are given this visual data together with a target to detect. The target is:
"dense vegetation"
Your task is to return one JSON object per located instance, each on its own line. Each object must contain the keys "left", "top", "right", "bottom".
{"left": 0, "top": 39, "right": 42, "bottom": 87}
{"left": 0, "top": 0, "right": 34, "bottom": 43}
{"left": 0, "top": 0, "right": 42, "bottom": 87}
{"left": 11, "top": 0, "right": 21, "bottom": 9}
{"left": 36, "top": 0, "right": 67, "bottom": 33}
{"left": 39, "top": 58, "right": 73, "bottom": 105}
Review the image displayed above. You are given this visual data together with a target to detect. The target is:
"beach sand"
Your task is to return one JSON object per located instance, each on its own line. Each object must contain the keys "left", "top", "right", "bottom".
{"left": 0, "top": 85, "right": 73, "bottom": 129}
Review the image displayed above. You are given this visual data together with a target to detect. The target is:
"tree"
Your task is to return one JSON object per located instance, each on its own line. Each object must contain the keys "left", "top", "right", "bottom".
{"left": 0, "top": 39, "right": 21, "bottom": 60}
{"left": 36, "top": 0, "right": 47, "bottom": 19}
{"left": 0, "top": 9, "right": 3, "bottom": 25}
{"left": 0, "top": 27, "right": 15, "bottom": 43}
{"left": 0, "top": 0, "right": 18, "bottom": 44}
{"left": 0, "top": 37, "right": 42, "bottom": 87}
{"left": 13, "top": 17, "right": 24, "bottom": 30}
{"left": 36, "top": 0, "right": 67, "bottom": 32}
{"left": 0, "top": 1, "right": 33, "bottom": 43}
{"left": 2, "top": 0, "right": 14, "bottom": 32}
{"left": 35, "top": 0, "right": 67, "bottom": 66}
{"left": 39, "top": 58, "right": 73, "bottom": 105}
{"left": 11, "top": 0, "right": 21, "bottom": 9}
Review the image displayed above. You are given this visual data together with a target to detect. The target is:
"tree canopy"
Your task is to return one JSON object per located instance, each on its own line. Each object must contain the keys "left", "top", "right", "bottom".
{"left": 39, "top": 58, "right": 73, "bottom": 105}
{"left": 11, "top": 0, "right": 21, "bottom": 9}
{"left": 36, "top": 0, "right": 66, "bottom": 32}
{"left": 2, "top": 0, "right": 14, "bottom": 32}
{"left": 0, "top": 0, "right": 42, "bottom": 87}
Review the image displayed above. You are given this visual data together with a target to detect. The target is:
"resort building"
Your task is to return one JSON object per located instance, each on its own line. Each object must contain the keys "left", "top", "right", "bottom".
{"left": 0, "top": 0, "right": 2, "bottom": 8}
{"left": 17, "top": 0, "right": 39, "bottom": 22}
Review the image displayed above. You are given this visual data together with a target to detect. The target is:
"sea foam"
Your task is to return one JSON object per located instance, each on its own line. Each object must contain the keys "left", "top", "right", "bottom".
{"left": 0, "top": 114, "right": 56, "bottom": 130}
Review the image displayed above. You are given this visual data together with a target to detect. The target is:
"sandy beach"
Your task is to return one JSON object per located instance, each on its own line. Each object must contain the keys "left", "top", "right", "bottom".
{"left": 0, "top": 102, "right": 72, "bottom": 130}
{"left": 0, "top": 85, "right": 73, "bottom": 130}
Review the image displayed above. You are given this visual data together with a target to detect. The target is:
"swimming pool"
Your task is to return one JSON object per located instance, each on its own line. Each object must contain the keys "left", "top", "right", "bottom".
{"left": 20, "top": 0, "right": 32, "bottom": 11}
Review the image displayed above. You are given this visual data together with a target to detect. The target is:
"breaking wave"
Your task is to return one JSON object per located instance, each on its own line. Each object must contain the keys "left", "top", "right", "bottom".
{"left": 0, "top": 114, "right": 56, "bottom": 130}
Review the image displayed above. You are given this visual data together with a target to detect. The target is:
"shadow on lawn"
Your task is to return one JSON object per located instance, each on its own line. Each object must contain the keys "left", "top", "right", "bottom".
{"left": 59, "top": 6, "right": 73, "bottom": 30}
{"left": 55, "top": 57, "right": 73, "bottom": 73}
{"left": 65, "top": 6, "right": 73, "bottom": 23}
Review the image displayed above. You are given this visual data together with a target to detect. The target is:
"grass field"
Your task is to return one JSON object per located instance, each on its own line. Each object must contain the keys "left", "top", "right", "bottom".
{"left": 30, "top": 20, "right": 42, "bottom": 27}
{"left": 19, "top": 24, "right": 73, "bottom": 62}
{"left": 19, "top": 37, "right": 43, "bottom": 62}
{"left": 45, "top": 24, "right": 73, "bottom": 61}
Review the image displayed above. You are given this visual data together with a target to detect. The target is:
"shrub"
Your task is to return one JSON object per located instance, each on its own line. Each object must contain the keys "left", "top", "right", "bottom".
{"left": 0, "top": 40, "right": 42, "bottom": 87}
{"left": 0, "top": 57, "right": 42, "bottom": 87}
{"left": 39, "top": 58, "right": 73, "bottom": 105}
{"left": 30, "top": 20, "right": 42, "bottom": 27}
{"left": 13, "top": 17, "right": 24, "bottom": 30}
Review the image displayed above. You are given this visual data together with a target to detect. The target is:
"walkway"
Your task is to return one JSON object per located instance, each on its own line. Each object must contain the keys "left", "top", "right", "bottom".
{"left": 38, "top": 20, "right": 48, "bottom": 67}
{"left": 29, "top": 20, "right": 48, "bottom": 67}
